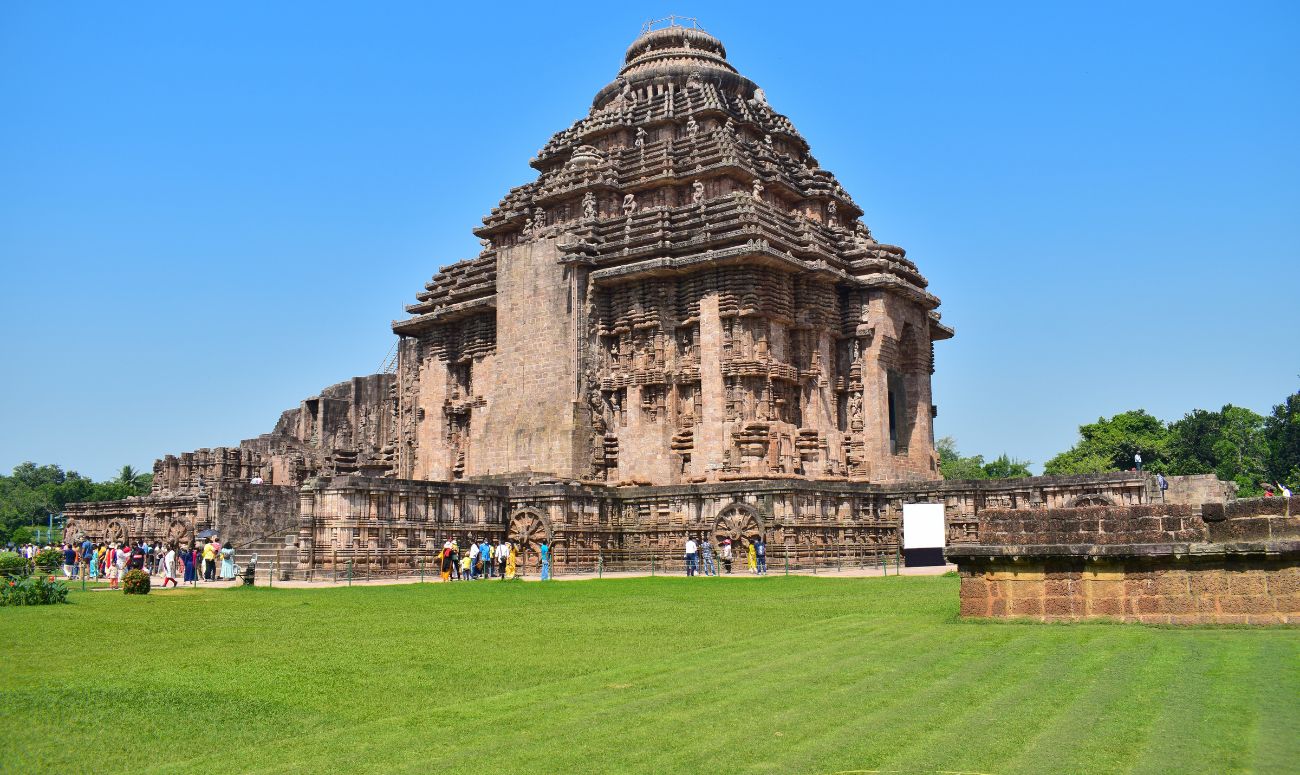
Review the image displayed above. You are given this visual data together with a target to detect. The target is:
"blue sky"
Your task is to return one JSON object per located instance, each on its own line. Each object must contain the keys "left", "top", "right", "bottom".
{"left": 1, "top": 1, "right": 1297, "bottom": 480}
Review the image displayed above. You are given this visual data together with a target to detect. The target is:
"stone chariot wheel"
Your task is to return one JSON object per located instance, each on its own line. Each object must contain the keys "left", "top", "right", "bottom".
{"left": 508, "top": 510, "right": 550, "bottom": 571}
{"left": 711, "top": 503, "right": 764, "bottom": 546}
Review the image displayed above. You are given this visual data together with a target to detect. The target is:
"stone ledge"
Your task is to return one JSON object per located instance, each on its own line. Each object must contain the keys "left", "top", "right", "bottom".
{"left": 947, "top": 540, "right": 1300, "bottom": 561}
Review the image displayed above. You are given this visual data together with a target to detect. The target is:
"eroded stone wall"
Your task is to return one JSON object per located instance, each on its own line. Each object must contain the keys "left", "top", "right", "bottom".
{"left": 949, "top": 497, "right": 1300, "bottom": 624}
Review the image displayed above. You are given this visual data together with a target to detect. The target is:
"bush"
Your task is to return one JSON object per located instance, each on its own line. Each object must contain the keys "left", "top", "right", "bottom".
{"left": 33, "top": 548, "right": 62, "bottom": 572}
{"left": 122, "top": 569, "right": 150, "bottom": 595}
{"left": 0, "top": 551, "right": 29, "bottom": 578}
{"left": 0, "top": 575, "right": 69, "bottom": 606}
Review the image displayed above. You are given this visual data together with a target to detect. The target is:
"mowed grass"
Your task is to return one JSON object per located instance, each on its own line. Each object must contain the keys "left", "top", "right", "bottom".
{"left": 1, "top": 576, "right": 1297, "bottom": 774}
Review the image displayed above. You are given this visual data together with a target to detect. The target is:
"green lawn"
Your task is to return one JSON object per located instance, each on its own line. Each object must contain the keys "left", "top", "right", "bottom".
{"left": 1, "top": 576, "right": 1296, "bottom": 774}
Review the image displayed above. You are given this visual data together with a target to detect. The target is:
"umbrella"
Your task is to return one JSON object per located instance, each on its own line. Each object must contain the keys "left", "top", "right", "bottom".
{"left": 196, "top": 529, "right": 219, "bottom": 539}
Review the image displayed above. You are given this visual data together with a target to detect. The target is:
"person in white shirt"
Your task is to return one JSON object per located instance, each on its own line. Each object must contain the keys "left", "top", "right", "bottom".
{"left": 496, "top": 540, "right": 510, "bottom": 577}
{"left": 469, "top": 541, "right": 481, "bottom": 579}
{"left": 684, "top": 537, "right": 698, "bottom": 577}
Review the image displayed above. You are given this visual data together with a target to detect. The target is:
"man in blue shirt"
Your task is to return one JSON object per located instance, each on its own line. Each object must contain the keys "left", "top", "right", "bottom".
{"left": 480, "top": 539, "right": 493, "bottom": 578}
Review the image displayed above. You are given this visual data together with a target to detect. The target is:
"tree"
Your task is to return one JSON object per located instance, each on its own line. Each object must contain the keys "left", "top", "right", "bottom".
{"left": 983, "top": 454, "right": 1033, "bottom": 479}
{"left": 938, "top": 437, "right": 1032, "bottom": 480}
{"left": 113, "top": 465, "right": 151, "bottom": 493}
{"left": 1044, "top": 410, "right": 1168, "bottom": 475}
{"left": 1264, "top": 390, "right": 1300, "bottom": 487}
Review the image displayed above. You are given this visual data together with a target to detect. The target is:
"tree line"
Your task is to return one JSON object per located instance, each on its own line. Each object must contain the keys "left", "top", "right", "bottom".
{"left": 944, "top": 388, "right": 1298, "bottom": 496}
{"left": 0, "top": 463, "right": 152, "bottom": 545}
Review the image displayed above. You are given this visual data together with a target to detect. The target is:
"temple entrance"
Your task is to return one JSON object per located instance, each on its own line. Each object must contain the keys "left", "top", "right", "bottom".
{"left": 508, "top": 508, "right": 551, "bottom": 571}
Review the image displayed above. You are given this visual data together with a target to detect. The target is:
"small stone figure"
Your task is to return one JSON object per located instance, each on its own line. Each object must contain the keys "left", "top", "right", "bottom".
{"left": 581, "top": 191, "right": 596, "bottom": 221}
{"left": 692, "top": 180, "right": 705, "bottom": 205}
{"left": 622, "top": 193, "right": 637, "bottom": 216}
{"left": 827, "top": 200, "right": 838, "bottom": 227}
{"left": 686, "top": 116, "right": 698, "bottom": 137}
{"left": 634, "top": 127, "right": 647, "bottom": 149}
{"left": 521, "top": 216, "right": 534, "bottom": 239}
{"left": 753, "top": 87, "right": 769, "bottom": 106}
{"left": 479, "top": 237, "right": 492, "bottom": 251}
{"left": 534, "top": 206, "right": 546, "bottom": 229}
{"left": 751, "top": 179, "right": 764, "bottom": 200}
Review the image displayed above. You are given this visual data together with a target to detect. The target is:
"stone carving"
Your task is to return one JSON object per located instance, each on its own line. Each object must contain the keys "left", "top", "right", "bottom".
{"left": 752, "top": 179, "right": 764, "bottom": 200}
{"left": 634, "top": 127, "right": 647, "bottom": 148}
{"left": 692, "top": 180, "right": 705, "bottom": 205}
{"left": 582, "top": 191, "right": 597, "bottom": 221}
{"left": 622, "top": 193, "right": 637, "bottom": 216}
{"left": 686, "top": 116, "right": 698, "bottom": 137}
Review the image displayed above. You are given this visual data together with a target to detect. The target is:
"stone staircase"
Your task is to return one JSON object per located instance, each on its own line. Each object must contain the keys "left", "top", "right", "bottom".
{"left": 233, "top": 529, "right": 298, "bottom": 580}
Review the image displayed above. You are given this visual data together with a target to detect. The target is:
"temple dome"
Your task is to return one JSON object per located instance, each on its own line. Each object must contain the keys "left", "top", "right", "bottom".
{"left": 618, "top": 25, "right": 737, "bottom": 79}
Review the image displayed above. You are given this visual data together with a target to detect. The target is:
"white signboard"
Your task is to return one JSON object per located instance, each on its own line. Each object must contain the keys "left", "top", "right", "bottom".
{"left": 902, "top": 503, "right": 946, "bottom": 549}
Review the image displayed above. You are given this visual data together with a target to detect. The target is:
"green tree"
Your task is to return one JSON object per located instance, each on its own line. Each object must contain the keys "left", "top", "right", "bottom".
{"left": 1044, "top": 410, "right": 1168, "bottom": 475}
{"left": 938, "top": 438, "right": 1032, "bottom": 480}
{"left": 1264, "top": 390, "right": 1300, "bottom": 488}
{"left": 983, "top": 454, "right": 1033, "bottom": 479}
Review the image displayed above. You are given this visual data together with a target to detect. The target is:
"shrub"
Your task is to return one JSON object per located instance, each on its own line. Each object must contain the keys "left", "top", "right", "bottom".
{"left": 122, "top": 569, "right": 151, "bottom": 595}
{"left": 0, "top": 551, "right": 29, "bottom": 578}
{"left": 33, "top": 548, "right": 62, "bottom": 572}
{"left": 0, "top": 575, "right": 69, "bottom": 606}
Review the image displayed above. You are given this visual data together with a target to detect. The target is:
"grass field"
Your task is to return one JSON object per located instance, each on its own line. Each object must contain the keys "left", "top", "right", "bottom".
{"left": 1, "top": 576, "right": 1297, "bottom": 774}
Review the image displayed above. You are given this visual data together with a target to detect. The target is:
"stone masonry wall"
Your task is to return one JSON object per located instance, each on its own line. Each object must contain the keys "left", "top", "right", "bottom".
{"left": 950, "top": 497, "right": 1299, "bottom": 624}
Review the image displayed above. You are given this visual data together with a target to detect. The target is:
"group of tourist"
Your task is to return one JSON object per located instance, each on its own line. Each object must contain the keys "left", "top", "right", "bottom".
{"left": 436, "top": 537, "right": 549, "bottom": 581}
{"left": 683, "top": 535, "right": 766, "bottom": 576}
{"left": 13, "top": 537, "right": 238, "bottom": 588}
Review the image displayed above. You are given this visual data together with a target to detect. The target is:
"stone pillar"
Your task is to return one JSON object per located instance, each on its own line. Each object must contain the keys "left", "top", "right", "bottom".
{"left": 694, "top": 292, "right": 725, "bottom": 477}
{"left": 297, "top": 483, "right": 316, "bottom": 569}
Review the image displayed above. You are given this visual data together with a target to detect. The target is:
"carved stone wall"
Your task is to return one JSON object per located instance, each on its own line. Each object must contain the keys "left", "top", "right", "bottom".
{"left": 391, "top": 25, "right": 951, "bottom": 487}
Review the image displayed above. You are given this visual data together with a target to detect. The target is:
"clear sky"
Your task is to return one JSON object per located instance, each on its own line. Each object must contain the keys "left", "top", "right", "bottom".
{"left": 2, "top": 1, "right": 1297, "bottom": 481}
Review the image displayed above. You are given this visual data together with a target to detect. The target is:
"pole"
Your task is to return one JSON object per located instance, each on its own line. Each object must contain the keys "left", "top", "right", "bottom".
{"left": 420, "top": 553, "right": 425, "bottom": 584}
{"left": 598, "top": 551, "right": 603, "bottom": 580}
{"left": 651, "top": 549, "right": 655, "bottom": 577}
{"left": 347, "top": 559, "right": 352, "bottom": 587}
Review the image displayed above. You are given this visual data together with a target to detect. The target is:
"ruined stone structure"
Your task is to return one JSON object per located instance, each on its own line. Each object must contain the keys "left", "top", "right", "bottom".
{"left": 949, "top": 497, "right": 1299, "bottom": 624}
{"left": 64, "top": 21, "right": 1217, "bottom": 576}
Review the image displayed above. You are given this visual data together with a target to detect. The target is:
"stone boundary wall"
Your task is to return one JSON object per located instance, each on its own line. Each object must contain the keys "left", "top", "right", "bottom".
{"left": 949, "top": 497, "right": 1299, "bottom": 625}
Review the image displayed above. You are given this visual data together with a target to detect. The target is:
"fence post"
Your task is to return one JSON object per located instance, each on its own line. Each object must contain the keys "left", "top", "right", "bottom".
{"left": 784, "top": 549, "right": 789, "bottom": 576}
{"left": 420, "top": 553, "right": 425, "bottom": 584}
{"left": 651, "top": 550, "right": 656, "bottom": 577}
{"left": 895, "top": 548, "right": 901, "bottom": 575}
{"left": 347, "top": 559, "right": 353, "bottom": 586}
{"left": 270, "top": 551, "right": 276, "bottom": 589}
{"left": 598, "top": 551, "right": 603, "bottom": 580}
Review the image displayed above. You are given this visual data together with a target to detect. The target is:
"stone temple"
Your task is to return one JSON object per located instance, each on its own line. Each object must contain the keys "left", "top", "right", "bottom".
{"left": 65, "top": 21, "right": 1163, "bottom": 573}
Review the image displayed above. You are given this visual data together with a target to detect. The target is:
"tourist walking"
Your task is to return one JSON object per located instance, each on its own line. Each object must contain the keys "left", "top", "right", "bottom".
{"left": 755, "top": 536, "right": 767, "bottom": 575}
{"left": 459, "top": 551, "right": 471, "bottom": 580}
{"left": 684, "top": 536, "right": 698, "bottom": 577}
{"left": 182, "top": 546, "right": 196, "bottom": 583}
{"left": 220, "top": 544, "right": 235, "bottom": 580}
{"left": 497, "top": 540, "right": 510, "bottom": 578}
{"left": 89, "top": 544, "right": 101, "bottom": 580}
{"left": 746, "top": 540, "right": 757, "bottom": 574}
{"left": 201, "top": 539, "right": 216, "bottom": 581}
{"left": 440, "top": 539, "right": 454, "bottom": 582}
{"left": 61, "top": 544, "right": 77, "bottom": 579}
{"left": 540, "top": 539, "right": 551, "bottom": 580}
{"left": 468, "top": 540, "right": 481, "bottom": 579}
{"left": 162, "top": 546, "right": 178, "bottom": 588}
{"left": 114, "top": 543, "right": 131, "bottom": 588}
{"left": 1134, "top": 452, "right": 1143, "bottom": 472}
{"left": 720, "top": 538, "right": 733, "bottom": 574}
{"left": 480, "top": 539, "right": 493, "bottom": 578}
{"left": 700, "top": 537, "right": 716, "bottom": 576}
{"left": 505, "top": 542, "right": 517, "bottom": 580}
